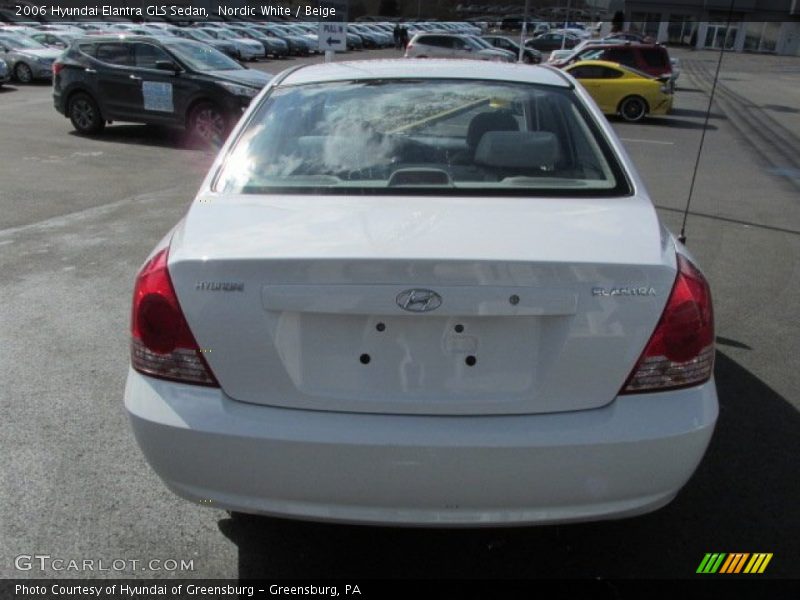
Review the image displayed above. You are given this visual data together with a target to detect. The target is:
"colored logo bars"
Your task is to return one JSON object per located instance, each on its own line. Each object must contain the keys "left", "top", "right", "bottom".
{"left": 697, "top": 553, "right": 773, "bottom": 574}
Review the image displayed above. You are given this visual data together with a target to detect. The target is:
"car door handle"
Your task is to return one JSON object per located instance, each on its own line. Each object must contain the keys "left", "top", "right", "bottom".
{"left": 84, "top": 68, "right": 96, "bottom": 73}
{"left": 129, "top": 74, "right": 142, "bottom": 81}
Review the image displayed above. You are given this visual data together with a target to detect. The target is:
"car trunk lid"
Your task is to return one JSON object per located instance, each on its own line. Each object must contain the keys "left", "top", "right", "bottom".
{"left": 167, "top": 193, "right": 676, "bottom": 415}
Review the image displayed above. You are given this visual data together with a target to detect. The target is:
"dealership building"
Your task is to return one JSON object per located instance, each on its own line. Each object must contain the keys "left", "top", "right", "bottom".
{"left": 623, "top": 0, "right": 800, "bottom": 55}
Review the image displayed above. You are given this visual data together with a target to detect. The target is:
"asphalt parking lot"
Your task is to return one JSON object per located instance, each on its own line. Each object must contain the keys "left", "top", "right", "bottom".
{"left": 0, "top": 47, "right": 798, "bottom": 579}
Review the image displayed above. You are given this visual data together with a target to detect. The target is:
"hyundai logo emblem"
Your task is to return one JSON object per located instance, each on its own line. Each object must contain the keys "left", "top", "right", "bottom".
{"left": 396, "top": 289, "right": 443, "bottom": 313}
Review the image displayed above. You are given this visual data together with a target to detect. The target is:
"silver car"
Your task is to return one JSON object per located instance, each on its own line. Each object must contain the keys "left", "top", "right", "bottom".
{"left": 198, "top": 28, "right": 265, "bottom": 61}
{"left": 0, "top": 33, "right": 61, "bottom": 83}
{"left": 0, "top": 57, "right": 9, "bottom": 86}
{"left": 406, "top": 33, "right": 513, "bottom": 62}
{"left": 29, "top": 31, "right": 80, "bottom": 51}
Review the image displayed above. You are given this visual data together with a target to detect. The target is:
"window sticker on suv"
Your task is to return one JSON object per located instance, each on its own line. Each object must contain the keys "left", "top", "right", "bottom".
{"left": 142, "top": 81, "right": 173, "bottom": 113}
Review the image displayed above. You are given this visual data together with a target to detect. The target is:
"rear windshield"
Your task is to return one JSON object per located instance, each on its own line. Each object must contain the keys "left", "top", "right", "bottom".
{"left": 640, "top": 47, "right": 668, "bottom": 67}
{"left": 216, "top": 78, "right": 631, "bottom": 196}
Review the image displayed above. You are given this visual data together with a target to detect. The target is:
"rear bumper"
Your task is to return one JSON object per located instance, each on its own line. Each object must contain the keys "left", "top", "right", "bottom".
{"left": 652, "top": 95, "right": 674, "bottom": 115}
{"left": 28, "top": 62, "right": 54, "bottom": 79}
{"left": 53, "top": 90, "right": 65, "bottom": 115}
{"left": 237, "top": 47, "right": 263, "bottom": 60}
{"left": 125, "top": 368, "right": 717, "bottom": 526}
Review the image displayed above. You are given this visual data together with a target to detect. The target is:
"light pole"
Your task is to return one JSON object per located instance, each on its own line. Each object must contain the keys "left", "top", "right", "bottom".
{"left": 518, "top": 0, "right": 529, "bottom": 62}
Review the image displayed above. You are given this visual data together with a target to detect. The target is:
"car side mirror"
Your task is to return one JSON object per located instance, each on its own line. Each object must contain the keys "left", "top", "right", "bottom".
{"left": 155, "top": 60, "right": 180, "bottom": 73}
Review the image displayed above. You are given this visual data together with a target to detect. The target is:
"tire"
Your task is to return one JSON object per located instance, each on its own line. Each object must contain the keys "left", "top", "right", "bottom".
{"left": 68, "top": 92, "right": 105, "bottom": 134}
{"left": 14, "top": 62, "right": 33, "bottom": 84}
{"left": 188, "top": 101, "right": 228, "bottom": 146}
{"left": 618, "top": 96, "right": 648, "bottom": 122}
{"left": 227, "top": 510, "right": 256, "bottom": 521}
{"left": 523, "top": 54, "right": 534, "bottom": 64}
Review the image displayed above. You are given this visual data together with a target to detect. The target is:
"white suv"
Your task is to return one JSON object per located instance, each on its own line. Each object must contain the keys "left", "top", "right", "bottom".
{"left": 406, "top": 33, "right": 513, "bottom": 62}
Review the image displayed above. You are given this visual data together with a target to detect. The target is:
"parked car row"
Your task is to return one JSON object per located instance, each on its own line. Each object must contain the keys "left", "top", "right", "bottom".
{"left": 404, "top": 28, "right": 678, "bottom": 123}
{"left": 1, "top": 18, "right": 679, "bottom": 145}
{"left": 523, "top": 30, "right": 679, "bottom": 122}
{"left": 548, "top": 40, "right": 675, "bottom": 85}
{"left": 0, "top": 56, "right": 9, "bottom": 85}
{"left": 0, "top": 20, "right": 487, "bottom": 72}
{"left": 0, "top": 31, "right": 61, "bottom": 83}
{"left": 406, "top": 32, "right": 546, "bottom": 64}
{"left": 406, "top": 33, "right": 515, "bottom": 62}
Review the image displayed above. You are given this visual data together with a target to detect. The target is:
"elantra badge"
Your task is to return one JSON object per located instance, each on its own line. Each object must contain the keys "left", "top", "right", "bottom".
{"left": 195, "top": 281, "right": 245, "bottom": 292}
{"left": 396, "top": 289, "right": 442, "bottom": 313}
{"left": 592, "top": 286, "right": 656, "bottom": 297}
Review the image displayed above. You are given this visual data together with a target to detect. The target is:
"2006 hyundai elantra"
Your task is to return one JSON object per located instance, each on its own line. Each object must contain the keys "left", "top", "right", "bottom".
{"left": 125, "top": 60, "right": 717, "bottom": 526}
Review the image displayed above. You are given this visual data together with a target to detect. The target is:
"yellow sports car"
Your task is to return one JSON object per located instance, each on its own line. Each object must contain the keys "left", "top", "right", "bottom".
{"left": 564, "top": 60, "right": 674, "bottom": 122}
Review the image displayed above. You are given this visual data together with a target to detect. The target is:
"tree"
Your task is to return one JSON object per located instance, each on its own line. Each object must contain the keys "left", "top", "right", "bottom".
{"left": 612, "top": 11, "right": 625, "bottom": 33}
{"left": 379, "top": 0, "right": 399, "bottom": 17}
{"left": 349, "top": 1, "right": 367, "bottom": 19}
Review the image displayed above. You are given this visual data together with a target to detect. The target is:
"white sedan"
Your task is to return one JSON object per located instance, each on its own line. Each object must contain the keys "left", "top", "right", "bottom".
{"left": 125, "top": 60, "right": 717, "bottom": 526}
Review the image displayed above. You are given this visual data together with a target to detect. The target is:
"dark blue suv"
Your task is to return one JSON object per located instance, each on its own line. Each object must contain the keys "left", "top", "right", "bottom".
{"left": 53, "top": 35, "right": 272, "bottom": 143}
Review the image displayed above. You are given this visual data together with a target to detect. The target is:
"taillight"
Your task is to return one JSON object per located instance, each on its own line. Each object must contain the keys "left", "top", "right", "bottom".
{"left": 52, "top": 61, "right": 64, "bottom": 76}
{"left": 621, "top": 254, "right": 714, "bottom": 394}
{"left": 131, "top": 247, "right": 219, "bottom": 387}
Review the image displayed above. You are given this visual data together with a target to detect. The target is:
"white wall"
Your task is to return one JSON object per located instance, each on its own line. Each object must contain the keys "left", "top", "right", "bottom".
{"left": 778, "top": 21, "right": 800, "bottom": 55}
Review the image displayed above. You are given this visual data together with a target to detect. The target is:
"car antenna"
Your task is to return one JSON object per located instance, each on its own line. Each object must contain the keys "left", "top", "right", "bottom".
{"left": 679, "top": 4, "right": 734, "bottom": 245}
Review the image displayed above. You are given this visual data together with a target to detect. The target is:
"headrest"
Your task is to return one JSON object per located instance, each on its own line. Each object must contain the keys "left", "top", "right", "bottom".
{"left": 474, "top": 131, "right": 559, "bottom": 170}
{"left": 466, "top": 110, "right": 519, "bottom": 149}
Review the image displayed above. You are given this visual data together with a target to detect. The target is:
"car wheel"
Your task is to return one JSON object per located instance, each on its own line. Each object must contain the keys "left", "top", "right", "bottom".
{"left": 68, "top": 92, "right": 105, "bottom": 134}
{"left": 619, "top": 96, "right": 648, "bottom": 122}
{"left": 189, "top": 102, "right": 228, "bottom": 146}
{"left": 523, "top": 54, "right": 534, "bottom": 64}
{"left": 14, "top": 62, "right": 33, "bottom": 84}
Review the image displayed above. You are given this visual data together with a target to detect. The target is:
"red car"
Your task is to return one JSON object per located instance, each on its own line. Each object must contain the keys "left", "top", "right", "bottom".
{"left": 605, "top": 32, "right": 655, "bottom": 44}
{"left": 552, "top": 43, "right": 673, "bottom": 81}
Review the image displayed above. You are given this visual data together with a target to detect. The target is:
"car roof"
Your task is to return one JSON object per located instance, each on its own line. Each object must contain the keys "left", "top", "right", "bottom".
{"left": 415, "top": 32, "right": 470, "bottom": 37}
{"left": 280, "top": 59, "right": 572, "bottom": 88}
{"left": 74, "top": 34, "right": 181, "bottom": 44}
{"left": 589, "top": 42, "right": 663, "bottom": 49}
{"left": 568, "top": 60, "right": 626, "bottom": 68}
{"left": 567, "top": 60, "right": 652, "bottom": 77}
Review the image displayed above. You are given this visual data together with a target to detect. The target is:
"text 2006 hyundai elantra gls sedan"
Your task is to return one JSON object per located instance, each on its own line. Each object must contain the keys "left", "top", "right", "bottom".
{"left": 125, "top": 60, "right": 717, "bottom": 526}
